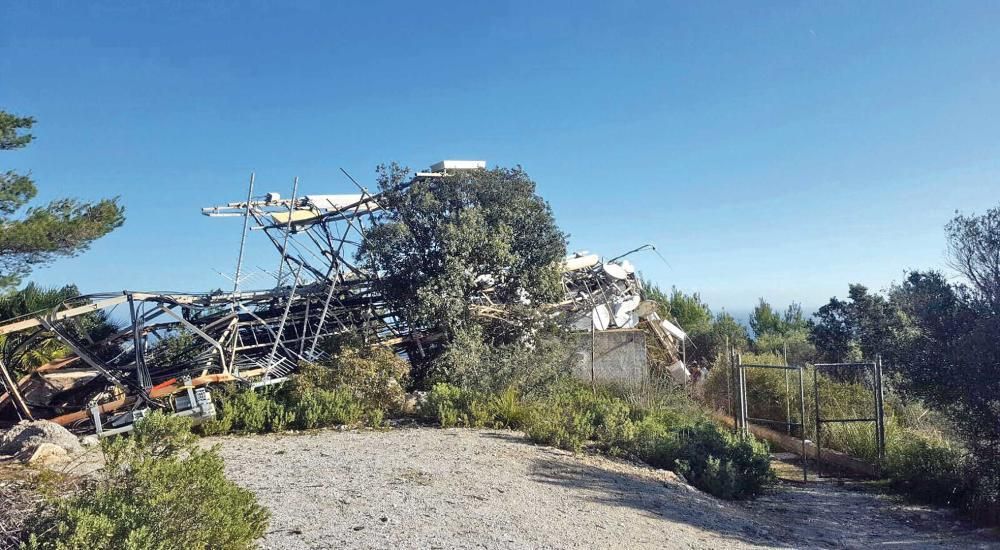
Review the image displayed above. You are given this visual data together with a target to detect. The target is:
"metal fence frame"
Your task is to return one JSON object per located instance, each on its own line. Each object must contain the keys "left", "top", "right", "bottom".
{"left": 813, "top": 358, "right": 886, "bottom": 477}
{"left": 732, "top": 352, "right": 808, "bottom": 482}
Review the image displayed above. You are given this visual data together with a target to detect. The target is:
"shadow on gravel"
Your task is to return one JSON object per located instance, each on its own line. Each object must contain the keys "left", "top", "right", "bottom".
{"left": 527, "top": 456, "right": 779, "bottom": 547}
{"left": 528, "top": 451, "right": 999, "bottom": 550}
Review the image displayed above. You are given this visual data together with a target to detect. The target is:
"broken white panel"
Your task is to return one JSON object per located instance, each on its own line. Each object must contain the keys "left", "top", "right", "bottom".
{"left": 304, "top": 194, "right": 367, "bottom": 212}
{"left": 660, "top": 319, "right": 687, "bottom": 340}
{"left": 666, "top": 360, "right": 691, "bottom": 384}
{"left": 602, "top": 263, "right": 628, "bottom": 280}
{"left": 562, "top": 254, "right": 600, "bottom": 272}
{"left": 592, "top": 304, "right": 611, "bottom": 330}
{"left": 430, "top": 160, "right": 486, "bottom": 172}
{"left": 620, "top": 259, "right": 635, "bottom": 274}
{"left": 270, "top": 209, "right": 323, "bottom": 224}
{"left": 621, "top": 312, "right": 639, "bottom": 329}
{"left": 612, "top": 296, "right": 641, "bottom": 327}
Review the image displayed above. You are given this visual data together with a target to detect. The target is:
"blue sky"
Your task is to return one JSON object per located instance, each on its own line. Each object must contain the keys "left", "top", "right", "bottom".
{"left": 1, "top": 1, "right": 998, "bottom": 317}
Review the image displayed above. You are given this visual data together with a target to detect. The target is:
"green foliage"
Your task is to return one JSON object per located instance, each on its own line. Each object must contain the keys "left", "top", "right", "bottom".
{"left": 291, "top": 387, "right": 364, "bottom": 429}
{"left": 749, "top": 298, "right": 784, "bottom": 338}
{"left": 524, "top": 398, "right": 595, "bottom": 453}
{"left": 643, "top": 282, "right": 713, "bottom": 331}
{"left": 421, "top": 383, "right": 468, "bottom": 428}
{"left": 749, "top": 299, "right": 809, "bottom": 339}
{"left": 432, "top": 325, "right": 573, "bottom": 396}
{"left": 619, "top": 413, "right": 773, "bottom": 500}
{"left": 808, "top": 284, "right": 902, "bottom": 363}
{"left": 358, "top": 163, "right": 568, "bottom": 384}
{"left": 205, "top": 347, "right": 408, "bottom": 435}
{"left": 0, "top": 110, "right": 125, "bottom": 289}
{"left": 489, "top": 386, "right": 528, "bottom": 429}
{"left": 317, "top": 347, "right": 409, "bottom": 414}
{"left": 945, "top": 205, "right": 1000, "bottom": 309}
{"left": 884, "top": 433, "right": 971, "bottom": 508}
{"left": 417, "top": 378, "right": 773, "bottom": 500}
{"left": 710, "top": 311, "right": 750, "bottom": 354}
{"left": 0, "top": 111, "right": 36, "bottom": 150}
{"left": 24, "top": 412, "right": 268, "bottom": 549}
{"left": 752, "top": 328, "right": 816, "bottom": 365}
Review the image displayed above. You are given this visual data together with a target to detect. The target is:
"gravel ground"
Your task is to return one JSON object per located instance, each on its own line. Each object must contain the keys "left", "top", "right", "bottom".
{"left": 212, "top": 427, "right": 999, "bottom": 550}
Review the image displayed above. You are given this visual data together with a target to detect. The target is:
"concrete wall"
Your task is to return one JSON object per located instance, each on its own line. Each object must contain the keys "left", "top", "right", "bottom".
{"left": 573, "top": 329, "right": 647, "bottom": 385}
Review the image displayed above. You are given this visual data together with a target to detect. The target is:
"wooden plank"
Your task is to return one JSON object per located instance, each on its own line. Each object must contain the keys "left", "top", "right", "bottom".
{"left": 0, "top": 295, "right": 130, "bottom": 336}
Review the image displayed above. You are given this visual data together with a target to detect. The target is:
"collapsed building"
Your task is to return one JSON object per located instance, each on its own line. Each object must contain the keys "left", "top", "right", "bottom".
{"left": 0, "top": 161, "right": 689, "bottom": 435}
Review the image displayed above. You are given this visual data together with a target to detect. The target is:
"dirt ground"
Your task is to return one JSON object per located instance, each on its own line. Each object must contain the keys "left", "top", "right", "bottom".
{"left": 212, "top": 427, "right": 999, "bottom": 550}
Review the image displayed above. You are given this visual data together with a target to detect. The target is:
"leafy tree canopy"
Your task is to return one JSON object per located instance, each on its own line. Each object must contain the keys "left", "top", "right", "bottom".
{"left": 359, "top": 163, "right": 567, "bottom": 383}
{"left": 0, "top": 110, "right": 125, "bottom": 289}
{"left": 643, "top": 282, "right": 712, "bottom": 330}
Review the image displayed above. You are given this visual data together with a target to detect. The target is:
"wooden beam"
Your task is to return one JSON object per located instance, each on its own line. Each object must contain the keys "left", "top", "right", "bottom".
{"left": 0, "top": 295, "right": 130, "bottom": 336}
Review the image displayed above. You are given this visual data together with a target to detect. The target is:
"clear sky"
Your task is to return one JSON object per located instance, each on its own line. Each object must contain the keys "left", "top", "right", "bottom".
{"left": 1, "top": 1, "right": 998, "bottom": 317}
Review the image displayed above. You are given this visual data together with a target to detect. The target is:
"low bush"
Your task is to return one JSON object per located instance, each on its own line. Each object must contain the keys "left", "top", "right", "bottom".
{"left": 884, "top": 433, "right": 971, "bottom": 507}
{"left": 669, "top": 421, "right": 773, "bottom": 500}
{"left": 523, "top": 397, "right": 595, "bottom": 453}
{"left": 24, "top": 412, "right": 268, "bottom": 549}
{"left": 428, "top": 378, "right": 776, "bottom": 500}
{"left": 202, "top": 346, "right": 409, "bottom": 435}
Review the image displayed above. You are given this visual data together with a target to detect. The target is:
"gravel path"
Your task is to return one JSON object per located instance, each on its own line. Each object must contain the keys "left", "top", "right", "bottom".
{"left": 212, "top": 427, "right": 998, "bottom": 549}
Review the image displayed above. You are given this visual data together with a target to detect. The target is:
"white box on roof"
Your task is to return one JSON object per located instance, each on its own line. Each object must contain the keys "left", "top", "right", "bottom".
{"left": 430, "top": 160, "right": 486, "bottom": 172}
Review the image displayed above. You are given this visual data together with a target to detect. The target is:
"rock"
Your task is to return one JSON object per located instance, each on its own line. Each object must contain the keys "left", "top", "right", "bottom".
{"left": 80, "top": 435, "right": 100, "bottom": 447}
{"left": 17, "top": 442, "right": 69, "bottom": 467}
{"left": 0, "top": 420, "right": 83, "bottom": 457}
{"left": 402, "top": 391, "right": 426, "bottom": 415}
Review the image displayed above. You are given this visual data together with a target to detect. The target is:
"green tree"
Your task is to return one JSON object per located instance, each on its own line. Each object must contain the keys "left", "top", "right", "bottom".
{"left": 808, "top": 284, "right": 900, "bottom": 362}
{"left": 749, "top": 298, "right": 783, "bottom": 338}
{"left": 0, "top": 110, "right": 125, "bottom": 289}
{"left": 359, "top": 163, "right": 567, "bottom": 384}
{"left": 946, "top": 206, "right": 1000, "bottom": 309}
{"left": 642, "top": 281, "right": 712, "bottom": 328}
{"left": 711, "top": 311, "right": 750, "bottom": 354}
{"left": 783, "top": 302, "right": 807, "bottom": 331}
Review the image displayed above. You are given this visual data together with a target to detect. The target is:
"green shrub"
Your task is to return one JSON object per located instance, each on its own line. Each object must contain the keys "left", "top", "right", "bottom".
{"left": 524, "top": 399, "right": 594, "bottom": 453}
{"left": 321, "top": 347, "right": 409, "bottom": 414}
{"left": 24, "top": 413, "right": 268, "bottom": 549}
{"left": 202, "top": 346, "right": 409, "bottom": 435}
{"left": 588, "top": 396, "right": 636, "bottom": 455}
{"left": 885, "top": 434, "right": 971, "bottom": 507}
{"left": 669, "top": 421, "right": 773, "bottom": 500}
{"left": 489, "top": 386, "right": 528, "bottom": 429}
{"left": 421, "top": 383, "right": 466, "bottom": 427}
{"left": 292, "top": 387, "right": 364, "bottom": 429}
{"left": 213, "top": 387, "right": 289, "bottom": 434}
{"left": 630, "top": 414, "right": 679, "bottom": 469}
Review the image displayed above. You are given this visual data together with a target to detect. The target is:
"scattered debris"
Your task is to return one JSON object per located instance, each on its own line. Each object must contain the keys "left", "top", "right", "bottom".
{"left": 0, "top": 161, "right": 688, "bottom": 435}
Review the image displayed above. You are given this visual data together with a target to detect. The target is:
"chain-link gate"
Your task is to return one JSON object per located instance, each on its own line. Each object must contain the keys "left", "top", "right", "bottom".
{"left": 731, "top": 352, "right": 887, "bottom": 480}
{"left": 813, "top": 360, "right": 887, "bottom": 476}
{"left": 732, "top": 352, "right": 808, "bottom": 481}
